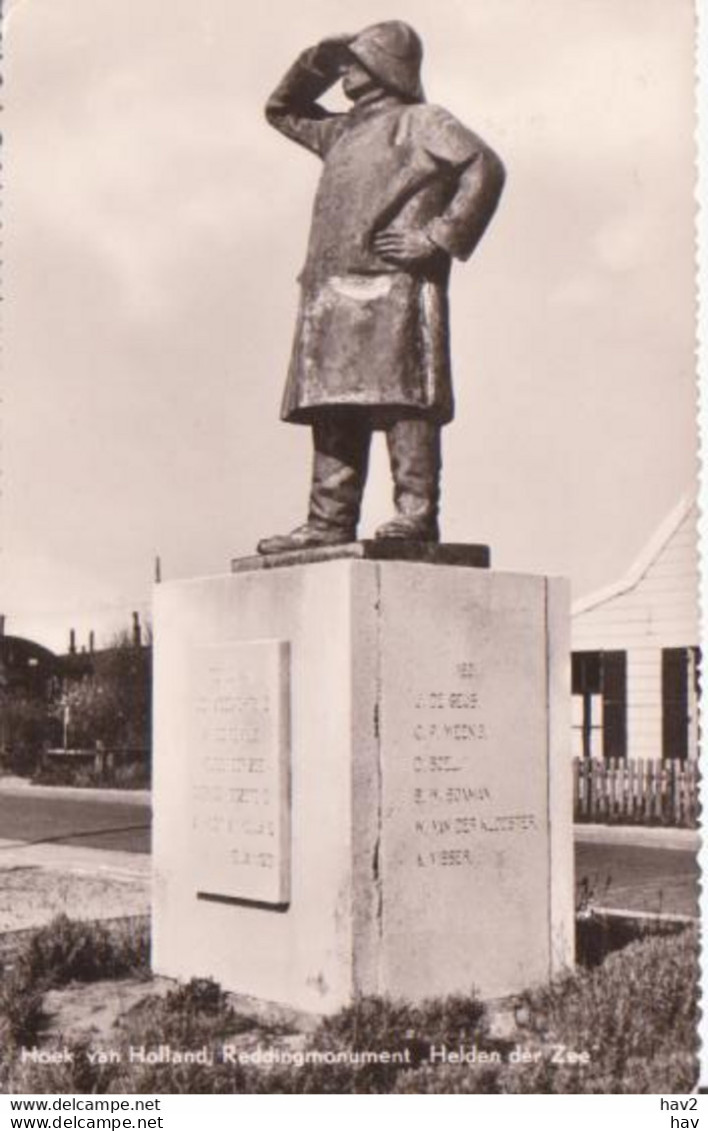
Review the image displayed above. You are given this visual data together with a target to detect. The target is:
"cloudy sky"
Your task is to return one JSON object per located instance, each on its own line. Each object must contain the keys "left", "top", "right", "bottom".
{"left": 1, "top": 0, "right": 699, "bottom": 651}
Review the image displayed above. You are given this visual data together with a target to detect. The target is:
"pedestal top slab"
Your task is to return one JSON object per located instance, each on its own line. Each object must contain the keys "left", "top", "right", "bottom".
{"left": 231, "top": 541, "right": 491, "bottom": 574}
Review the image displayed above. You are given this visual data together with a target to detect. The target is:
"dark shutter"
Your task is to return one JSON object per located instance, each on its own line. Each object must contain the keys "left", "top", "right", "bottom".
{"left": 572, "top": 652, "right": 602, "bottom": 695}
{"left": 662, "top": 648, "right": 689, "bottom": 761}
{"left": 572, "top": 652, "right": 602, "bottom": 759}
{"left": 602, "top": 651, "right": 626, "bottom": 760}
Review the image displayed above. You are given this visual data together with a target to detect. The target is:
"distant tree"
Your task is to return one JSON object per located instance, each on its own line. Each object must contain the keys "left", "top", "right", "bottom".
{"left": 0, "top": 652, "right": 57, "bottom": 774}
{"left": 54, "top": 630, "right": 151, "bottom": 751}
{"left": 0, "top": 693, "right": 54, "bottom": 775}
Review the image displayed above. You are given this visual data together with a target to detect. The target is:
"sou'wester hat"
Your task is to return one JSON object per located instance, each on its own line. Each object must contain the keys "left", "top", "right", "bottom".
{"left": 348, "top": 21, "right": 425, "bottom": 102}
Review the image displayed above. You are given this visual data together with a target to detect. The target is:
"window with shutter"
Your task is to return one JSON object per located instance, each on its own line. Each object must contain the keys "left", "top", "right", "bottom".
{"left": 571, "top": 651, "right": 602, "bottom": 759}
{"left": 571, "top": 649, "right": 626, "bottom": 759}
{"left": 662, "top": 648, "right": 691, "bottom": 761}
{"left": 601, "top": 650, "right": 627, "bottom": 760}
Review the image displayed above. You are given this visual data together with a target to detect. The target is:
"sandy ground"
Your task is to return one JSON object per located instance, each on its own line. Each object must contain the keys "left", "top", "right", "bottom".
{"left": 0, "top": 866, "right": 150, "bottom": 934}
{"left": 41, "top": 978, "right": 171, "bottom": 1047}
{"left": 38, "top": 978, "right": 320, "bottom": 1050}
{"left": 0, "top": 838, "right": 150, "bottom": 935}
{"left": 0, "top": 838, "right": 319, "bottom": 1053}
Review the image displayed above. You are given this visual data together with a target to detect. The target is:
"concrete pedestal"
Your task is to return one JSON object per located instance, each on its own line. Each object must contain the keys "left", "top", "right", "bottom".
{"left": 152, "top": 554, "right": 573, "bottom": 1014}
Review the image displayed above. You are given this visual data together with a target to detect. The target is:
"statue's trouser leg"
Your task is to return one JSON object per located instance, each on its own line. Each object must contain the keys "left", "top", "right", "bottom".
{"left": 382, "top": 417, "right": 441, "bottom": 538}
{"left": 307, "top": 413, "right": 372, "bottom": 534}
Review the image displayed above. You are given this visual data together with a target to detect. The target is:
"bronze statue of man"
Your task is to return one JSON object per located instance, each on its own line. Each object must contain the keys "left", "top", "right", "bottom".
{"left": 258, "top": 21, "right": 505, "bottom": 554}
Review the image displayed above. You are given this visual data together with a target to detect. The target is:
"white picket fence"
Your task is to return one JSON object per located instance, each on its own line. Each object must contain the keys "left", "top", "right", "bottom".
{"left": 573, "top": 756, "right": 698, "bottom": 827}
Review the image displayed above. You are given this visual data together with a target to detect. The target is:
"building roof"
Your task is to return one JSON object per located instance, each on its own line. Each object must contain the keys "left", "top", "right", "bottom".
{"left": 0, "top": 634, "right": 59, "bottom": 692}
{"left": 572, "top": 494, "right": 697, "bottom": 617}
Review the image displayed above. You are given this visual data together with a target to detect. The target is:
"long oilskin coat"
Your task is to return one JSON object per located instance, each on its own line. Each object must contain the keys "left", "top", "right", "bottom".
{"left": 266, "top": 50, "right": 505, "bottom": 426}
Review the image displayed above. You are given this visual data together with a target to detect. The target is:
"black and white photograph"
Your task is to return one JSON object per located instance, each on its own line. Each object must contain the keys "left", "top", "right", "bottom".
{"left": 0, "top": 0, "right": 701, "bottom": 1103}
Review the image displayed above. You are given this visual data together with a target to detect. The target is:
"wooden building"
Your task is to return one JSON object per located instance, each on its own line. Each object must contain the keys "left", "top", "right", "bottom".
{"left": 571, "top": 495, "right": 699, "bottom": 762}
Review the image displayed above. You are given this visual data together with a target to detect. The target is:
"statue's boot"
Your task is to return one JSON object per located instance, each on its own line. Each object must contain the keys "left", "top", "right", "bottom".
{"left": 257, "top": 414, "right": 371, "bottom": 555}
{"left": 375, "top": 417, "right": 441, "bottom": 541}
{"left": 256, "top": 522, "right": 354, "bottom": 555}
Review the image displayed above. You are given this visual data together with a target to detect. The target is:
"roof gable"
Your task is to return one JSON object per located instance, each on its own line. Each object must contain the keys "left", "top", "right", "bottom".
{"left": 572, "top": 494, "right": 697, "bottom": 616}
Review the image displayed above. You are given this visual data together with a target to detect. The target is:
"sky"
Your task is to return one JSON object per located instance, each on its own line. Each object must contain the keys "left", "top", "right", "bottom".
{"left": 1, "top": 0, "right": 699, "bottom": 652}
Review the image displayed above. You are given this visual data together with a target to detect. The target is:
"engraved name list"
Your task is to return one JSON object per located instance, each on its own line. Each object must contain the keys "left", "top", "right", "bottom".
{"left": 410, "top": 660, "right": 539, "bottom": 868}
{"left": 189, "top": 640, "right": 291, "bottom": 904}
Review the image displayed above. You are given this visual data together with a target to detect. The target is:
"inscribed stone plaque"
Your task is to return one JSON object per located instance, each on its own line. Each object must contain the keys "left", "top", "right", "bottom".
{"left": 378, "top": 567, "right": 551, "bottom": 998}
{"left": 189, "top": 639, "right": 290, "bottom": 904}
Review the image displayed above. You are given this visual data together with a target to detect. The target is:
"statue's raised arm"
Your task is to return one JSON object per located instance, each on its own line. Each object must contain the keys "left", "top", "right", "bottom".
{"left": 265, "top": 36, "right": 355, "bottom": 156}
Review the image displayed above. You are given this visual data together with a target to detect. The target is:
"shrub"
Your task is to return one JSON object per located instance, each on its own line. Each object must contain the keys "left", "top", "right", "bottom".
{"left": 576, "top": 911, "right": 685, "bottom": 968}
{"left": 0, "top": 695, "right": 52, "bottom": 776}
{"left": 315, "top": 993, "right": 488, "bottom": 1052}
{"left": 33, "top": 762, "right": 96, "bottom": 788}
{"left": 0, "top": 916, "right": 149, "bottom": 1063}
{"left": 126, "top": 1060, "right": 253, "bottom": 1096}
{"left": 1, "top": 920, "right": 698, "bottom": 1094}
{"left": 393, "top": 1061, "right": 503, "bottom": 1093}
{"left": 260, "top": 993, "right": 498, "bottom": 1094}
{"left": 119, "top": 977, "right": 255, "bottom": 1049}
{"left": 32, "top": 757, "right": 150, "bottom": 790}
{"left": 113, "top": 760, "right": 151, "bottom": 789}
{"left": 6, "top": 1038, "right": 123, "bottom": 1095}
{"left": 519, "top": 928, "right": 697, "bottom": 1065}
{"left": 0, "top": 975, "right": 45, "bottom": 1049}
{"left": 12, "top": 915, "right": 149, "bottom": 991}
{"left": 393, "top": 927, "right": 699, "bottom": 1093}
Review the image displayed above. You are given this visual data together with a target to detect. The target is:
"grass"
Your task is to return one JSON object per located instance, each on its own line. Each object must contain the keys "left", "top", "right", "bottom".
{"left": 118, "top": 977, "right": 258, "bottom": 1049}
{"left": 10, "top": 915, "right": 149, "bottom": 992}
{"left": 0, "top": 916, "right": 699, "bottom": 1094}
{"left": 394, "top": 928, "right": 699, "bottom": 1094}
{"left": 0, "top": 915, "right": 149, "bottom": 1056}
{"left": 260, "top": 994, "right": 500, "bottom": 1094}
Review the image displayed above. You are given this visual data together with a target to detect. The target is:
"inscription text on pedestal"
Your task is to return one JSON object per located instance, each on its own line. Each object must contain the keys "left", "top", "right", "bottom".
{"left": 409, "top": 659, "right": 540, "bottom": 869}
{"left": 189, "top": 640, "right": 290, "bottom": 904}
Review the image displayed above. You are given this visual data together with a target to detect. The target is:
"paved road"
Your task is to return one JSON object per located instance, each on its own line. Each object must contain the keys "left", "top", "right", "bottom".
{"left": 0, "top": 789, "right": 151, "bottom": 854}
{"left": 0, "top": 786, "right": 699, "bottom": 917}
{"left": 575, "top": 840, "right": 699, "bottom": 918}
